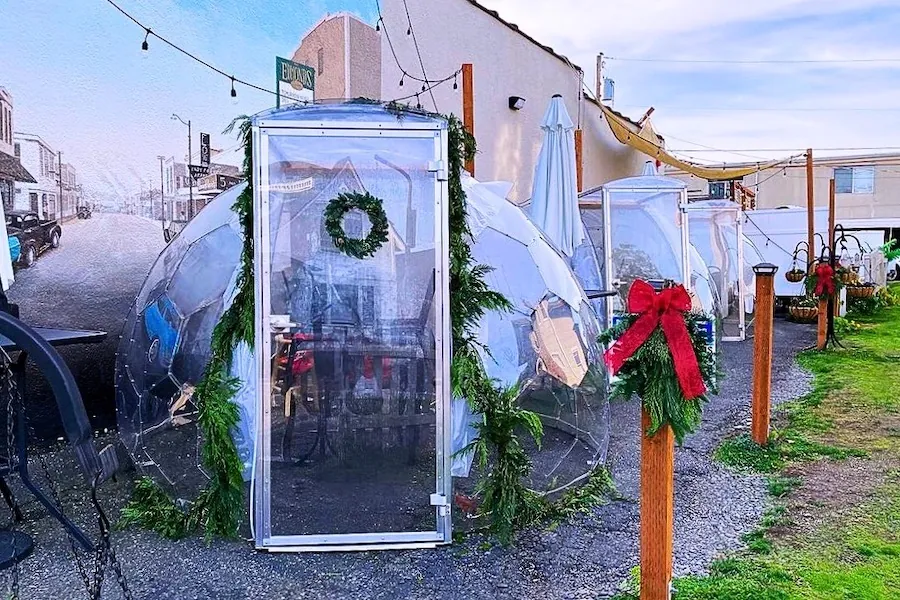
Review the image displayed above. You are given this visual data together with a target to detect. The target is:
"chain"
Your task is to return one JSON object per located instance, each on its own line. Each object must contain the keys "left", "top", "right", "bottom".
{"left": 37, "top": 456, "right": 133, "bottom": 599}
{"left": 0, "top": 348, "right": 20, "bottom": 600}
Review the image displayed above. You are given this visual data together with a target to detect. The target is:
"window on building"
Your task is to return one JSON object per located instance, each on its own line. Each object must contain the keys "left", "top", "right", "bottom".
{"left": 709, "top": 181, "right": 730, "bottom": 199}
{"left": 317, "top": 48, "right": 324, "bottom": 75}
{"left": 835, "top": 166, "right": 875, "bottom": 194}
{"left": 13, "top": 143, "right": 20, "bottom": 158}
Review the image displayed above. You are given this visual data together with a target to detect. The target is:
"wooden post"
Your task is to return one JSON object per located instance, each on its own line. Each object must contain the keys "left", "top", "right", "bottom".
{"left": 640, "top": 409, "right": 674, "bottom": 600}
{"left": 574, "top": 129, "right": 584, "bottom": 192}
{"left": 751, "top": 264, "right": 777, "bottom": 445}
{"left": 462, "top": 63, "right": 475, "bottom": 175}
{"left": 817, "top": 298, "right": 828, "bottom": 349}
{"left": 806, "top": 148, "right": 815, "bottom": 271}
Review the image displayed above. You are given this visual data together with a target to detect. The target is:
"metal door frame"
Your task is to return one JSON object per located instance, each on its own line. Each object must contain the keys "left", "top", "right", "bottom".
{"left": 252, "top": 118, "right": 452, "bottom": 551}
{"left": 685, "top": 203, "right": 746, "bottom": 341}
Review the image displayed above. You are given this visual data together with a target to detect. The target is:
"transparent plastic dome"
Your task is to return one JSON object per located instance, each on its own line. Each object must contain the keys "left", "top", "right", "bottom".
{"left": 115, "top": 183, "right": 251, "bottom": 498}
{"left": 462, "top": 176, "right": 609, "bottom": 494}
{"left": 580, "top": 178, "right": 718, "bottom": 317}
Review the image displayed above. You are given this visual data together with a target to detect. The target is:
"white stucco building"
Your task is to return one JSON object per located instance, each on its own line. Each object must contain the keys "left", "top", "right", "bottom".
{"left": 13, "top": 132, "right": 60, "bottom": 219}
{"left": 292, "top": 1, "right": 652, "bottom": 204}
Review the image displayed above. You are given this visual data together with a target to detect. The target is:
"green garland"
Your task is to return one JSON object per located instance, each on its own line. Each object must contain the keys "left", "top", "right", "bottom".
{"left": 323, "top": 191, "right": 389, "bottom": 259}
{"left": 598, "top": 312, "right": 717, "bottom": 443}
{"left": 805, "top": 264, "right": 844, "bottom": 301}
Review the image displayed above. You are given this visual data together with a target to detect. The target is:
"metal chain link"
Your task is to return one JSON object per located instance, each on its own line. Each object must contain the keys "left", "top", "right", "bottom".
{"left": 38, "top": 456, "right": 133, "bottom": 600}
{"left": 1, "top": 348, "right": 21, "bottom": 600}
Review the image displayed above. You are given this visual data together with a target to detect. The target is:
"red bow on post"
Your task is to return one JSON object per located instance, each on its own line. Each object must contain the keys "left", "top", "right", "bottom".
{"left": 604, "top": 280, "right": 706, "bottom": 400}
{"left": 814, "top": 262, "right": 835, "bottom": 298}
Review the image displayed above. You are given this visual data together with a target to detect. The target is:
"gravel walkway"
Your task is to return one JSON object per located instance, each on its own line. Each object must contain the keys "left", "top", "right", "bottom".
{"left": 6, "top": 320, "right": 815, "bottom": 599}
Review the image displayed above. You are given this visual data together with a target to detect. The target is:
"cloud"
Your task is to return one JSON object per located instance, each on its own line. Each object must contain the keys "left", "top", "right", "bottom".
{"left": 477, "top": 0, "right": 900, "bottom": 161}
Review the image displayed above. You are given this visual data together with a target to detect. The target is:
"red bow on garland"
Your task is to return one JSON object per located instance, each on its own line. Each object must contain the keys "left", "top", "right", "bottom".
{"left": 814, "top": 262, "right": 835, "bottom": 297}
{"left": 604, "top": 280, "right": 706, "bottom": 400}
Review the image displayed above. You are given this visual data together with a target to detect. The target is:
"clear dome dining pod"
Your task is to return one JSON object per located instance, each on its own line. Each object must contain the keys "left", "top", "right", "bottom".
{"left": 115, "top": 101, "right": 613, "bottom": 553}
{"left": 578, "top": 175, "right": 718, "bottom": 329}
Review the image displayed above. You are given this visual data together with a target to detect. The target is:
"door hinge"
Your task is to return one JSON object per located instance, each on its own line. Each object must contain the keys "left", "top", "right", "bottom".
{"left": 428, "top": 160, "right": 448, "bottom": 181}
{"left": 430, "top": 493, "right": 451, "bottom": 515}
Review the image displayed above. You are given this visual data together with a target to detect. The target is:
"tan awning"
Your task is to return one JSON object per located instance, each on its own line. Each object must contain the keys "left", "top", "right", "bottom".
{"left": 600, "top": 103, "right": 785, "bottom": 181}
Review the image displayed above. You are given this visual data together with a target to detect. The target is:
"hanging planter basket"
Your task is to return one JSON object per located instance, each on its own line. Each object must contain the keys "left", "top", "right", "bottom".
{"left": 788, "top": 305, "right": 819, "bottom": 322}
{"left": 847, "top": 284, "right": 876, "bottom": 299}
{"left": 838, "top": 269, "right": 858, "bottom": 285}
{"left": 785, "top": 269, "right": 806, "bottom": 283}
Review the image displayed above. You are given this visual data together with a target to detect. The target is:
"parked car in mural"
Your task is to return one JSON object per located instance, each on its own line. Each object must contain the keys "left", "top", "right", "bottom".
{"left": 7, "top": 234, "right": 20, "bottom": 264}
{"left": 143, "top": 292, "right": 181, "bottom": 368}
{"left": 76, "top": 205, "right": 92, "bottom": 219}
{"left": 5, "top": 209, "right": 62, "bottom": 268}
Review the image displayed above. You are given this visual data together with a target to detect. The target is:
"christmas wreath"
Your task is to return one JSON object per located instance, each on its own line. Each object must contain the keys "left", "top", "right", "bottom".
{"left": 324, "top": 191, "right": 389, "bottom": 259}
{"left": 599, "top": 280, "right": 717, "bottom": 442}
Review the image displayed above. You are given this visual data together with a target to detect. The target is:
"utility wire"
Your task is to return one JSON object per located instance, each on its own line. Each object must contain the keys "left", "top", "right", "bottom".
{"left": 608, "top": 56, "right": 900, "bottom": 64}
{"left": 401, "top": 0, "right": 438, "bottom": 112}
{"left": 618, "top": 105, "right": 900, "bottom": 113}
{"left": 668, "top": 146, "right": 900, "bottom": 153}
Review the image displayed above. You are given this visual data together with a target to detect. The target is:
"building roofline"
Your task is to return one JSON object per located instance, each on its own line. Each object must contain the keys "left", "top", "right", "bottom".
{"left": 465, "top": 0, "right": 582, "bottom": 73}
{"left": 13, "top": 131, "right": 55, "bottom": 149}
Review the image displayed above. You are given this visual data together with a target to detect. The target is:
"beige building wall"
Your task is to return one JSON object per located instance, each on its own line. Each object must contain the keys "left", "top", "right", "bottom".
{"left": 292, "top": 14, "right": 381, "bottom": 101}
{"left": 378, "top": 0, "right": 647, "bottom": 203}
{"left": 348, "top": 17, "right": 381, "bottom": 100}
{"left": 668, "top": 155, "right": 900, "bottom": 222}
{"left": 293, "top": 16, "right": 346, "bottom": 100}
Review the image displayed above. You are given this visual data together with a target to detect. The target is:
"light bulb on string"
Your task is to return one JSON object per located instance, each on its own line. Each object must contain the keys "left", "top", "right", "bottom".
{"left": 376, "top": 19, "right": 381, "bottom": 32}
{"left": 399, "top": 74, "right": 405, "bottom": 87}
{"left": 230, "top": 76, "right": 238, "bottom": 104}
{"left": 415, "top": 93, "right": 421, "bottom": 110}
{"left": 407, "top": 26, "right": 411, "bottom": 35}
{"left": 421, "top": 82, "right": 427, "bottom": 92}
{"left": 141, "top": 28, "right": 151, "bottom": 57}
{"left": 782, "top": 168, "right": 786, "bottom": 177}
{"left": 453, "top": 74, "right": 458, "bottom": 90}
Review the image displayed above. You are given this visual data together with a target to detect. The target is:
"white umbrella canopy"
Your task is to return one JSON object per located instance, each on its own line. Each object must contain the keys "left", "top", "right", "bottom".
{"left": 529, "top": 95, "right": 584, "bottom": 256}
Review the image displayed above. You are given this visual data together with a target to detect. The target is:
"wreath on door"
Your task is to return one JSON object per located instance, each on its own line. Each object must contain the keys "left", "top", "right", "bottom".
{"left": 323, "top": 191, "right": 389, "bottom": 259}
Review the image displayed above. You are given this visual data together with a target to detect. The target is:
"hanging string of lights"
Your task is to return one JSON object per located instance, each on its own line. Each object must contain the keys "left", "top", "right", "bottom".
{"left": 105, "top": 0, "right": 276, "bottom": 100}
{"left": 106, "top": 0, "right": 460, "bottom": 108}
{"left": 373, "top": 0, "right": 459, "bottom": 106}
{"left": 401, "top": 0, "right": 438, "bottom": 111}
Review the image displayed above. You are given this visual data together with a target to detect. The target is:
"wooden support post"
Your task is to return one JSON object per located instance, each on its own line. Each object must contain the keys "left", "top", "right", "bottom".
{"left": 574, "top": 129, "right": 584, "bottom": 192}
{"left": 462, "top": 63, "right": 475, "bottom": 175}
{"left": 751, "top": 264, "right": 777, "bottom": 445}
{"left": 640, "top": 409, "right": 674, "bottom": 600}
{"left": 806, "top": 148, "right": 815, "bottom": 271}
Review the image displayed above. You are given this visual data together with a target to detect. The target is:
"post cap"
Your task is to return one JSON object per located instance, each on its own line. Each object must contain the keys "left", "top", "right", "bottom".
{"left": 753, "top": 262, "right": 779, "bottom": 275}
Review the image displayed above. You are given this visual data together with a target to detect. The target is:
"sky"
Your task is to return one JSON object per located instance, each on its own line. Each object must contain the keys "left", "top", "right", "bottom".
{"left": 3, "top": 0, "right": 900, "bottom": 201}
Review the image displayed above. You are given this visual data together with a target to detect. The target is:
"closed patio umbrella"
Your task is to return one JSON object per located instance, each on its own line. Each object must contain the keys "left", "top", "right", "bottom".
{"left": 529, "top": 95, "right": 583, "bottom": 256}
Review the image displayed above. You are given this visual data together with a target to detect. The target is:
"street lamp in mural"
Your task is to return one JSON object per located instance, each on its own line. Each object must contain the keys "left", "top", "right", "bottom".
{"left": 276, "top": 56, "right": 315, "bottom": 108}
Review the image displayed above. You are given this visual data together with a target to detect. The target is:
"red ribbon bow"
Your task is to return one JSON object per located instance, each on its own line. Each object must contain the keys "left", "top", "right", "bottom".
{"left": 604, "top": 280, "right": 706, "bottom": 400}
{"left": 814, "top": 262, "right": 835, "bottom": 297}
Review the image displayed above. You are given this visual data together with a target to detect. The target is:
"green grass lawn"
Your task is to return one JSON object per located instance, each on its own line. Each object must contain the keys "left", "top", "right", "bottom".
{"left": 616, "top": 301, "right": 900, "bottom": 600}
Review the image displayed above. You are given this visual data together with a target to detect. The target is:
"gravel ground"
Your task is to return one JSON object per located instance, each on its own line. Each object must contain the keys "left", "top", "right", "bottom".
{"left": 1, "top": 318, "right": 816, "bottom": 599}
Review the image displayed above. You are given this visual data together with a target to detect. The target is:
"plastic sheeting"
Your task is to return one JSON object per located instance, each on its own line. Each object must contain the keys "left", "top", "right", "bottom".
{"left": 462, "top": 175, "right": 609, "bottom": 491}
{"left": 115, "top": 183, "right": 248, "bottom": 497}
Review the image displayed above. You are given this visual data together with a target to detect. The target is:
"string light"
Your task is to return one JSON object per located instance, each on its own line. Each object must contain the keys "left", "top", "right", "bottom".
{"left": 375, "top": 18, "right": 381, "bottom": 32}
{"left": 399, "top": 74, "right": 405, "bottom": 87}
{"left": 105, "top": 0, "right": 278, "bottom": 100}
{"left": 230, "top": 76, "right": 238, "bottom": 104}
{"left": 141, "top": 27, "right": 151, "bottom": 56}
{"left": 453, "top": 74, "right": 458, "bottom": 90}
